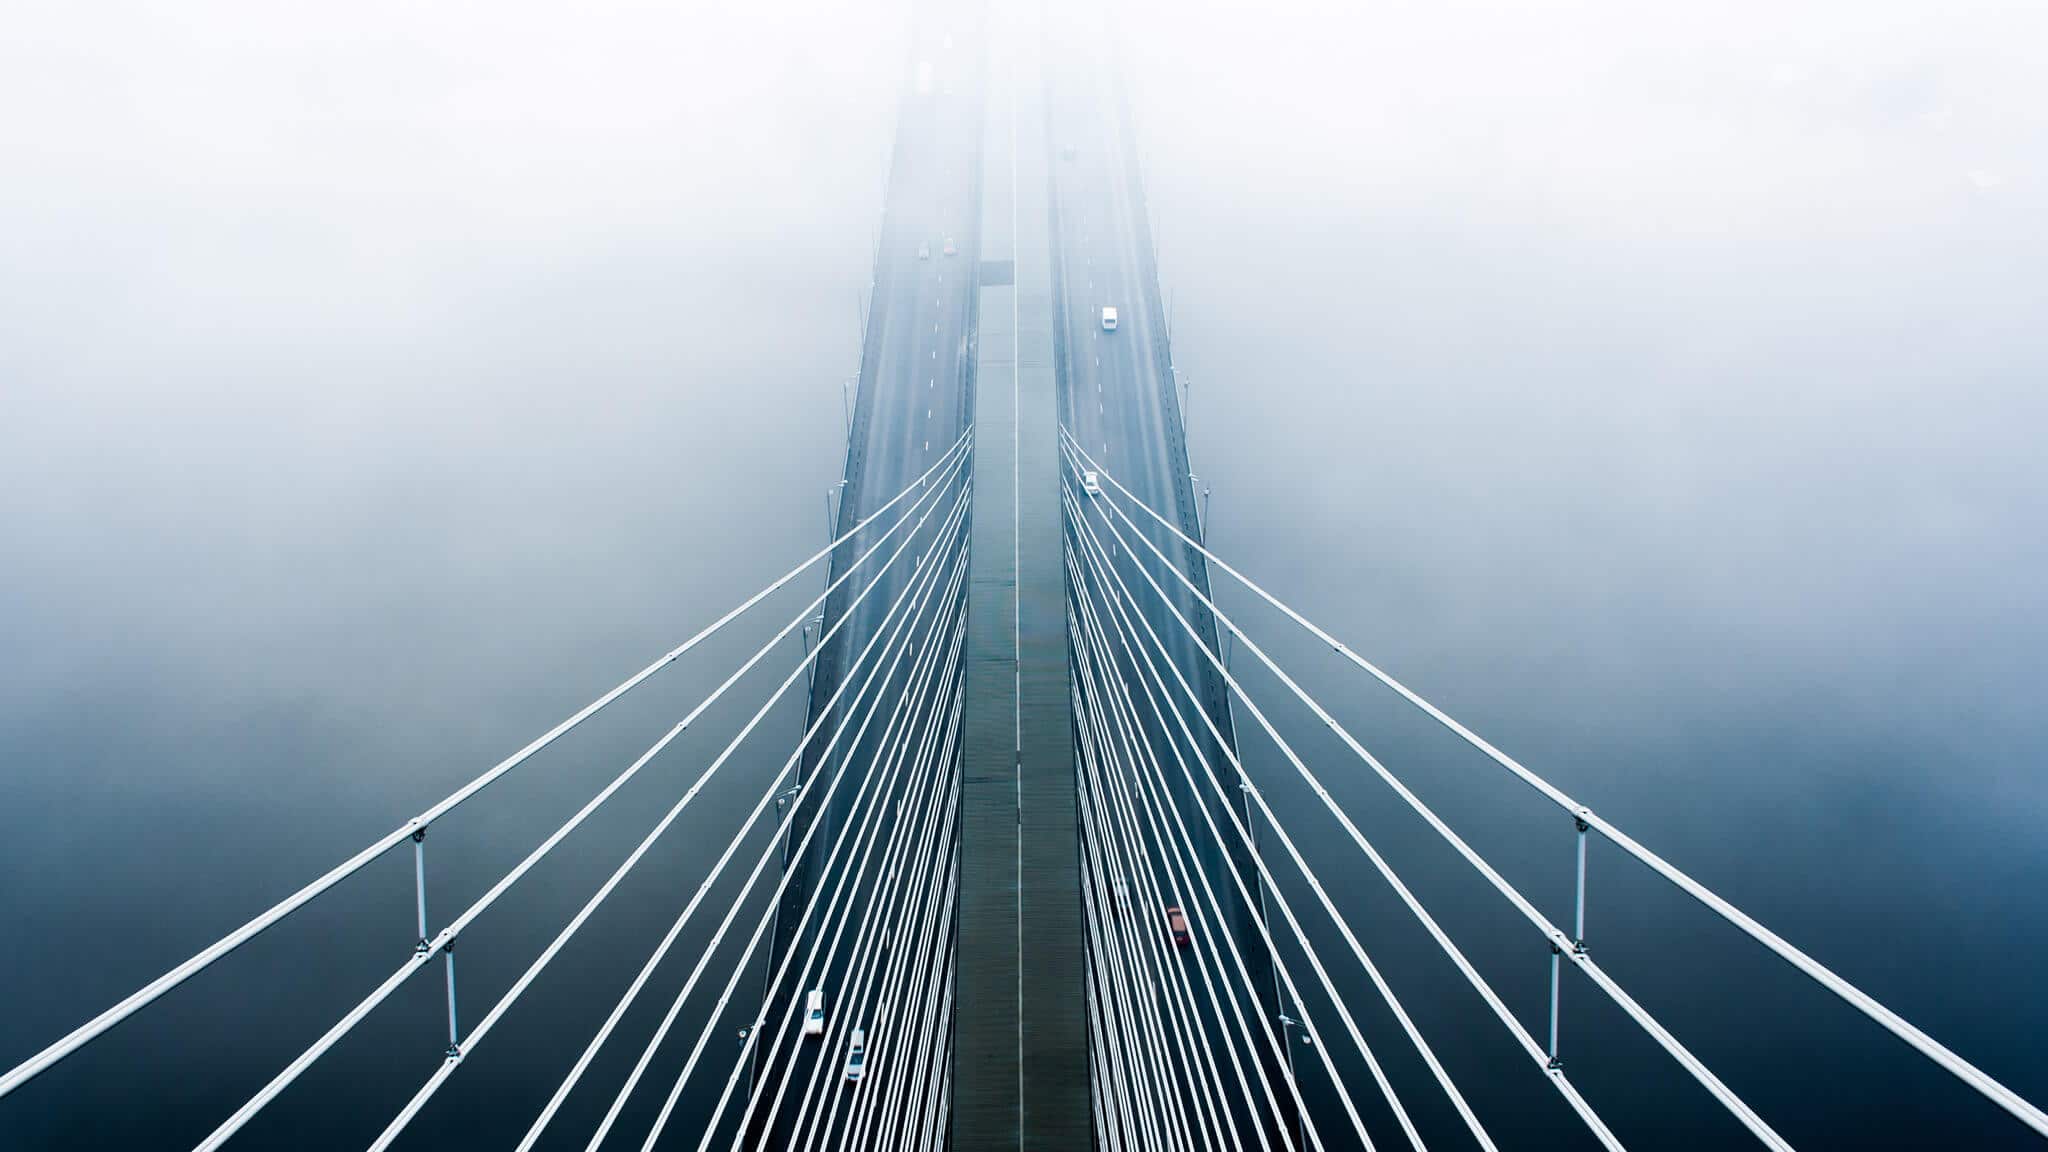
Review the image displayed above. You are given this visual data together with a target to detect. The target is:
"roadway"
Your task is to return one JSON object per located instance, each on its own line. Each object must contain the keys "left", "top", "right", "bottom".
{"left": 756, "top": 0, "right": 986, "bottom": 1143}
{"left": 1044, "top": 3, "right": 1292, "bottom": 1147}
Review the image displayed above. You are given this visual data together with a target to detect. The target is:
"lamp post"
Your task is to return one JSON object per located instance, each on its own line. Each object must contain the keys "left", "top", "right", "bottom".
{"left": 1277, "top": 1011, "right": 1312, "bottom": 1148}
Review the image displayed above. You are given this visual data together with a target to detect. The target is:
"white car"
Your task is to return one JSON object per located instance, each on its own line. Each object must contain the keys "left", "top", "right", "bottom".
{"left": 1101, "top": 306, "right": 1118, "bottom": 331}
{"left": 943, "top": 237, "right": 957, "bottom": 257}
{"left": 1082, "top": 470, "right": 1102, "bottom": 497}
{"left": 918, "top": 242, "right": 930, "bottom": 260}
{"left": 804, "top": 990, "right": 826, "bottom": 1037}
{"left": 845, "top": 1028, "right": 867, "bottom": 1082}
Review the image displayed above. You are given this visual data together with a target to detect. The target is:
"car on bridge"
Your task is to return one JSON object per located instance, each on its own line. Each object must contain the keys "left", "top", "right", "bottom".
{"left": 845, "top": 1028, "right": 867, "bottom": 1082}
{"left": 1082, "top": 470, "right": 1102, "bottom": 497}
{"left": 918, "top": 241, "right": 930, "bottom": 260}
{"left": 943, "top": 236, "right": 957, "bottom": 256}
{"left": 1166, "top": 906, "right": 1191, "bottom": 947}
{"left": 804, "top": 989, "right": 826, "bottom": 1036}
{"left": 1101, "top": 305, "right": 1118, "bottom": 331}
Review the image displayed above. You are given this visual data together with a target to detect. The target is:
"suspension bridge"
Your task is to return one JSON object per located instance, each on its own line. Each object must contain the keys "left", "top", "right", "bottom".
{"left": 4, "top": 0, "right": 2046, "bottom": 1148}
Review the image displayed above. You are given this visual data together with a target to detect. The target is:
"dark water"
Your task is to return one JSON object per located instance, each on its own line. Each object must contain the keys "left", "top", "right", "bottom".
{"left": 5, "top": 0, "right": 2048, "bottom": 1148}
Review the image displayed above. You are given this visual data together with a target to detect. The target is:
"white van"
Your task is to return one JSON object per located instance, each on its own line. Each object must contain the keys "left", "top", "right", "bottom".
{"left": 1101, "top": 306, "right": 1118, "bottom": 331}
{"left": 845, "top": 1028, "right": 867, "bottom": 1082}
{"left": 804, "top": 990, "right": 826, "bottom": 1036}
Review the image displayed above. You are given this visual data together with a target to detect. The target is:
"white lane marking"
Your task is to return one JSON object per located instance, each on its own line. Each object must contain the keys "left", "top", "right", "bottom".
{"left": 934, "top": 323, "right": 940, "bottom": 333}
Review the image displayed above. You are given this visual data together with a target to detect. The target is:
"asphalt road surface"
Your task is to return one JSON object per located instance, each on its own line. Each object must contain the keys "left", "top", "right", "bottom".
{"left": 753, "top": 0, "right": 985, "bottom": 1144}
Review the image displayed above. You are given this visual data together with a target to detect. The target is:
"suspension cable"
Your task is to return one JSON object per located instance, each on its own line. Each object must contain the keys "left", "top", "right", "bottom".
{"left": 1068, "top": 489, "right": 1432, "bottom": 1149}
{"left": 844, "top": 842, "right": 960, "bottom": 1148}
{"left": 1073, "top": 690, "right": 1224, "bottom": 1152}
{"left": 746, "top": 629, "right": 967, "bottom": 1152}
{"left": 884, "top": 851, "right": 960, "bottom": 1150}
{"left": 364, "top": 456, "right": 973, "bottom": 1148}
{"left": 1067, "top": 582, "right": 1296, "bottom": 1152}
{"left": 0, "top": 429, "right": 973, "bottom": 1105}
{"left": 191, "top": 454, "right": 974, "bottom": 1152}
{"left": 570, "top": 510, "right": 970, "bottom": 1152}
{"left": 1063, "top": 428, "right": 2048, "bottom": 1140}
{"left": 499, "top": 490, "right": 961, "bottom": 1151}
{"left": 1070, "top": 476, "right": 1626, "bottom": 1146}
{"left": 658, "top": 635, "right": 961, "bottom": 1152}
{"left": 1069, "top": 456, "right": 1616, "bottom": 1140}
{"left": 723, "top": 597, "right": 965, "bottom": 1149}
{"left": 503, "top": 504, "right": 958, "bottom": 1147}
{"left": 723, "top": 622, "right": 965, "bottom": 1149}
{"left": 1073, "top": 603, "right": 1314, "bottom": 1152}
{"left": 1085, "top": 804, "right": 1201, "bottom": 1152}
{"left": 814, "top": 782, "right": 961, "bottom": 1150}
{"left": 841, "top": 759, "right": 964, "bottom": 1150}
{"left": 1067, "top": 468, "right": 1623, "bottom": 1145}
{"left": 1068, "top": 543, "right": 1330, "bottom": 1152}
{"left": 1074, "top": 622, "right": 1250, "bottom": 1152}
{"left": 1073, "top": 452, "right": 1772, "bottom": 1147}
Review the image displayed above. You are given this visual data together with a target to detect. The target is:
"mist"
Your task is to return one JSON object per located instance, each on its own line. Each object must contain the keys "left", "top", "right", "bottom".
{"left": 4, "top": 0, "right": 2046, "bottom": 1146}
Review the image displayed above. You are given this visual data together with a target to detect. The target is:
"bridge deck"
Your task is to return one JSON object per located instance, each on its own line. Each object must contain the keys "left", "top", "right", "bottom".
{"left": 954, "top": 0, "right": 1090, "bottom": 1146}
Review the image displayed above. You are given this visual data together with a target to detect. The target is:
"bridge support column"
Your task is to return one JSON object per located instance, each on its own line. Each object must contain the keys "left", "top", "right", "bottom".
{"left": 954, "top": 0, "right": 1090, "bottom": 1147}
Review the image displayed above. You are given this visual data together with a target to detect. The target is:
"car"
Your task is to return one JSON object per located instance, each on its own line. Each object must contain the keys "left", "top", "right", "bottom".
{"left": 942, "top": 237, "right": 957, "bottom": 257}
{"left": 1062, "top": 143, "right": 1078, "bottom": 161}
{"left": 1082, "top": 470, "right": 1102, "bottom": 497}
{"left": 1101, "top": 306, "right": 1118, "bottom": 331}
{"left": 804, "top": 990, "right": 826, "bottom": 1036}
{"left": 918, "top": 242, "right": 930, "bottom": 260}
{"left": 845, "top": 1028, "right": 867, "bottom": 1082}
{"left": 1166, "top": 906, "right": 1191, "bottom": 947}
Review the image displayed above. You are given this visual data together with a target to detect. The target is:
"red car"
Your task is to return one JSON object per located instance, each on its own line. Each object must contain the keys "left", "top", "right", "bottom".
{"left": 1165, "top": 906, "right": 1191, "bottom": 947}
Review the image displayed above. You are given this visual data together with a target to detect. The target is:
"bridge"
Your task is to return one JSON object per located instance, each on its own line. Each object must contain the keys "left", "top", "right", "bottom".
{"left": 4, "top": 0, "right": 2047, "bottom": 1149}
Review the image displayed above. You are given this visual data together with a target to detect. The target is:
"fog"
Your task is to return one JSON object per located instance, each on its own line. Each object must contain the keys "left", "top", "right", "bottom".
{"left": 4, "top": 0, "right": 2046, "bottom": 1146}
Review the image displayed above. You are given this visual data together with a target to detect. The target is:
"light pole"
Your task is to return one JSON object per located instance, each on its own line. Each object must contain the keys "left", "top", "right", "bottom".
{"left": 748, "top": 782, "right": 806, "bottom": 1094}
{"left": 1277, "top": 1011, "right": 1312, "bottom": 1148}
{"left": 826, "top": 479, "right": 848, "bottom": 540}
